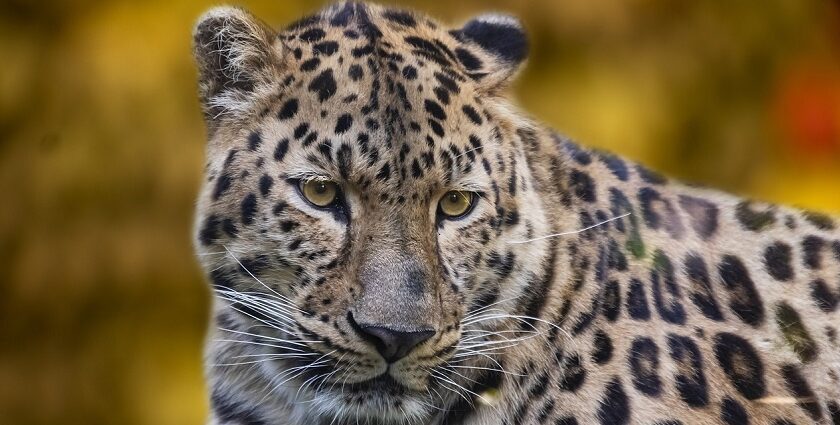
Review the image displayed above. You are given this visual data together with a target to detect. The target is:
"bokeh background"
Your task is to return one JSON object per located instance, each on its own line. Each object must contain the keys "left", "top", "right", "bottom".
{"left": 1, "top": 0, "right": 839, "bottom": 423}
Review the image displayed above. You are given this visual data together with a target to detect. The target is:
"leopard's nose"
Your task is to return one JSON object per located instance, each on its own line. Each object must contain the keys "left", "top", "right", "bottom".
{"left": 348, "top": 313, "right": 435, "bottom": 362}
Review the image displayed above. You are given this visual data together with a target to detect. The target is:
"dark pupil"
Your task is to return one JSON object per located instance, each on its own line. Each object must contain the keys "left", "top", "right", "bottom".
{"left": 314, "top": 182, "right": 328, "bottom": 194}
{"left": 448, "top": 192, "right": 461, "bottom": 204}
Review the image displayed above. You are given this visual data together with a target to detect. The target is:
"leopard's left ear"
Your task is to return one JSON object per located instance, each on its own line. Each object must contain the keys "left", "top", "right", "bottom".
{"left": 193, "top": 7, "right": 283, "bottom": 129}
{"left": 451, "top": 13, "right": 529, "bottom": 92}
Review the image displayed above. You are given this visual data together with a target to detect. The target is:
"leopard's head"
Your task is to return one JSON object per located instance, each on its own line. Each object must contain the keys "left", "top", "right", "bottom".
{"left": 193, "top": 3, "right": 553, "bottom": 422}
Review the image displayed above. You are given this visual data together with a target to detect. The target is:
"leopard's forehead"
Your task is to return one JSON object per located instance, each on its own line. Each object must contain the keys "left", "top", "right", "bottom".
{"left": 244, "top": 3, "right": 501, "bottom": 197}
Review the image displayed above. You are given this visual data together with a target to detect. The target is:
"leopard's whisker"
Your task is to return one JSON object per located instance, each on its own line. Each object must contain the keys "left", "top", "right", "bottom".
{"left": 445, "top": 363, "right": 525, "bottom": 377}
{"left": 218, "top": 327, "right": 317, "bottom": 346}
{"left": 223, "top": 245, "right": 304, "bottom": 311}
{"left": 213, "top": 339, "right": 312, "bottom": 353}
{"left": 506, "top": 212, "right": 631, "bottom": 244}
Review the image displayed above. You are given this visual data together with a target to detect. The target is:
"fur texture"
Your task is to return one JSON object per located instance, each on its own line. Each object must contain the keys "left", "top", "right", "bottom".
{"left": 192, "top": 3, "right": 840, "bottom": 424}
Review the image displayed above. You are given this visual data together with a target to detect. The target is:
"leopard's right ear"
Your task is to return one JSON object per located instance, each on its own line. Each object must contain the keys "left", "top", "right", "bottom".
{"left": 193, "top": 7, "right": 283, "bottom": 128}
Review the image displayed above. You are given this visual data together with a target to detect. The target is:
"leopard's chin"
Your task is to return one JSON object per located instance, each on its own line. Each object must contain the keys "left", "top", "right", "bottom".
{"left": 309, "top": 375, "right": 434, "bottom": 425}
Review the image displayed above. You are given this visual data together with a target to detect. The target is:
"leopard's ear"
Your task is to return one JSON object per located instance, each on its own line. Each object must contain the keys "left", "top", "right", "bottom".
{"left": 193, "top": 7, "right": 283, "bottom": 128}
{"left": 451, "top": 13, "right": 529, "bottom": 92}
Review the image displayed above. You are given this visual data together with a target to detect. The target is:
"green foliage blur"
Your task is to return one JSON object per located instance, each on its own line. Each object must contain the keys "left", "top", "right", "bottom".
{"left": 1, "top": 0, "right": 839, "bottom": 423}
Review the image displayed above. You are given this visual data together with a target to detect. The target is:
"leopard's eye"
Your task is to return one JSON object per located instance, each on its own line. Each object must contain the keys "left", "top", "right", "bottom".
{"left": 300, "top": 179, "right": 339, "bottom": 208}
{"left": 438, "top": 190, "right": 475, "bottom": 218}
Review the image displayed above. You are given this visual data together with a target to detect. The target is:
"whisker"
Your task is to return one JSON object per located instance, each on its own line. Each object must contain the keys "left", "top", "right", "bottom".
{"left": 222, "top": 245, "right": 304, "bottom": 311}
{"left": 507, "top": 212, "right": 631, "bottom": 244}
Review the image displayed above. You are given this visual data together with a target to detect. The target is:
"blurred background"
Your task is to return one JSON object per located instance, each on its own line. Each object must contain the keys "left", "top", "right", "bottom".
{"left": 1, "top": 0, "right": 839, "bottom": 423}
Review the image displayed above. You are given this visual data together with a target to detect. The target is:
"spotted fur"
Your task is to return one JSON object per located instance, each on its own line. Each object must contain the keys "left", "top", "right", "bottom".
{"left": 192, "top": 3, "right": 840, "bottom": 424}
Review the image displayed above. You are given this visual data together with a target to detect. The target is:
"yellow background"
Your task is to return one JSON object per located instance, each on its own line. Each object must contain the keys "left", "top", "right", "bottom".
{"left": 1, "top": 1, "right": 839, "bottom": 424}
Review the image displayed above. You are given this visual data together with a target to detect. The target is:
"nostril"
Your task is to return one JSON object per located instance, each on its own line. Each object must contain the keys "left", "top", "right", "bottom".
{"left": 347, "top": 312, "right": 435, "bottom": 362}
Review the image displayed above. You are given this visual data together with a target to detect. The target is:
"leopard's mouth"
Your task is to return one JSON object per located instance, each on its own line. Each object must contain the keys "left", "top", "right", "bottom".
{"left": 309, "top": 373, "right": 434, "bottom": 425}
{"left": 342, "top": 373, "right": 409, "bottom": 395}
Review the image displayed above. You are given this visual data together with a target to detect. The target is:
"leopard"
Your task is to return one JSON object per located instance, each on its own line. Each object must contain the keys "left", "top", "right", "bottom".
{"left": 191, "top": 2, "right": 840, "bottom": 424}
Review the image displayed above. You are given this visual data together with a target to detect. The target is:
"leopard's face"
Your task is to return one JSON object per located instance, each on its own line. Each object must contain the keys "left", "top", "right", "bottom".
{"left": 193, "top": 3, "right": 543, "bottom": 421}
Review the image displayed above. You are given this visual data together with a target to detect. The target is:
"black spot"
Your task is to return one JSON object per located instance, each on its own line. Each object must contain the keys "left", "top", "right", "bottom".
{"left": 718, "top": 255, "right": 765, "bottom": 327}
{"left": 556, "top": 352, "right": 586, "bottom": 392}
{"left": 591, "top": 330, "right": 613, "bottom": 364}
{"left": 827, "top": 400, "right": 840, "bottom": 425}
{"left": 628, "top": 337, "right": 661, "bottom": 397}
{"left": 411, "top": 159, "right": 423, "bottom": 178}
{"left": 678, "top": 195, "right": 719, "bottom": 239}
{"left": 240, "top": 194, "right": 258, "bottom": 226}
{"left": 382, "top": 9, "right": 416, "bottom": 27}
{"left": 348, "top": 64, "right": 363, "bottom": 81}
{"left": 638, "top": 188, "right": 684, "bottom": 238}
{"left": 775, "top": 302, "right": 818, "bottom": 363}
{"left": 313, "top": 41, "right": 338, "bottom": 56}
{"left": 626, "top": 278, "right": 651, "bottom": 320}
{"left": 288, "top": 238, "right": 302, "bottom": 250}
{"left": 429, "top": 119, "right": 445, "bottom": 137}
{"left": 433, "top": 87, "right": 450, "bottom": 105}
{"left": 404, "top": 36, "right": 451, "bottom": 66}
{"left": 455, "top": 47, "right": 482, "bottom": 70}
{"left": 402, "top": 65, "right": 417, "bottom": 80}
{"left": 294, "top": 124, "right": 310, "bottom": 140}
{"left": 277, "top": 98, "right": 299, "bottom": 120}
{"left": 351, "top": 44, "right": 374, "bottom": 57}
{"left": 810, "top": 279, "right": 838, "bottom": 312}
{"left": 221, "top": 218, "right": 238, "bottom": 237}
{"left": 802, "top": 235, "right": 825, "bottom": 269}
{"left": 212, "top": 173, "right": 233, "bottom": 201}
{"left": 596, "top": 379, "right": 630, "bottom": 425}
{"left": 486, "top": 251, "right": 515, "bottom": 279}
{"left": 259, "top": 175, "right": 273, "bottom": 197}
{"left": 599, "top": 153, "right": 629, "bottom": 181}
{"left": 274, "top": 139, "right": 289, "bottom": 162}
{"left": 650, "top": 250, "right": 686, "bottom": 325}
{"left": 602, "top": 280, "right": 621, "bottom": 322}
{"left": 199, "top": 215, "right": 220, "bottom": 246}
{"left": 424, "top": 99, "right": 447, "bottom": 120}
{"left": 803, "top": 211, "right": 835, "bottom": 230}
{"left": 461, "top": 105, "right": 483, "bottom": 125}
{"left": 736, "top": 201, "right": 776, "bottom": 232}
{"left": 434, "top": 72, "right": 460, "bottom": 94}
{"left": 300, "top": 57, "right": 320, "bottom": 72}
{"left": 780, "top": 364, "right": 823, "bottom": 420}
{"left": 562, "top": 141, "right": 592, "bottom": 165}
{"left": 337, "top": 144, "right": 352, "bottom": 179}
{"left": 247, "top": 131, "right": 262, "bottom": 151}
{"left": 279, "top": 221, "right": 297, "bottom": 233}
{"left": 334, "top": 114, "right": 353, "bottom": 134}
{"left": 458, "top": 15, "right": 528, "bottom": 64}
{"left": 607, "top": 239, "right": 627, "bottom": 271}
{"left": 667, "top": 334, "right": 708, "bottom": 407}
{"left": 684, "top": 254, "right": 724, "bottom": 321}
{"left": 569, "top": 170, "right": 596, "bottom": 203}
{"left": 299, "top": 28, "right": 326, "bottom": 42}
{"left": 309, "top": 69, "right": 337, "bottom": 102}
{"left": 764, "top": 241, "right": 794, "bottom": 281}
{"left": 720, "top": 398, "right": 748, "bottom": 425}
{"left": 714, "top": 332, "right": 766, "bottom": 400}
{"left": 376, "top": 163, "right": 391, "bottom": 181}
{"left": 636, "top": 164, "right": 667, "bottom": 184}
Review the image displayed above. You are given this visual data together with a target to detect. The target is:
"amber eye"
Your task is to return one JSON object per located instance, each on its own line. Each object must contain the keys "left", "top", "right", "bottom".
{"left": 300, "top": 179, "right": 339, "bottom": 207}
{"left": 438, "top": 190, "right": 475, "bottom": 218}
